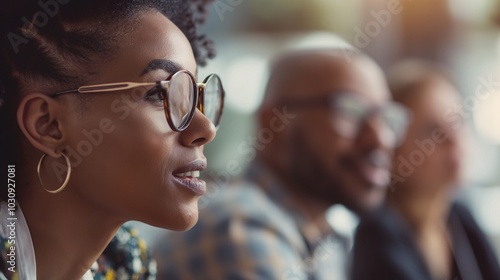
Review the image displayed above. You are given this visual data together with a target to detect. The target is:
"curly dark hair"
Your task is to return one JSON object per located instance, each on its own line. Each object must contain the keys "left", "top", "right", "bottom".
{"left": 0, "top": 0, "right": 216, "bottom": 201}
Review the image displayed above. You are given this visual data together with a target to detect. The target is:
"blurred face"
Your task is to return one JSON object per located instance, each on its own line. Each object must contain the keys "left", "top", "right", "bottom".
{"left": 56, "top": 11, "right": 216, "bottom": 230}
{"left": 276, "top": 53, "right": 400, "bottom": 213}
{"left": 393, "top": 78, "right": 465, "bottom": 194}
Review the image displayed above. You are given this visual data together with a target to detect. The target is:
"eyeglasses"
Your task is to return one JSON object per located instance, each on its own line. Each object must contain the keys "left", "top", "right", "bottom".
{"left": 282, "top": 93, "right": 411, "bottom": 146}
{"left": 50, "top": 70, "right": 225, "bottom": 132}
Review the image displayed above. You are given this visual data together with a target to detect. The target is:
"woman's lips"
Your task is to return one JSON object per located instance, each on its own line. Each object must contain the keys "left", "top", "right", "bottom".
{"left": 173, "top": 160, "right": 207, "bottom": 195}
{"left": 173, "top": 174, "right": 207, "bottom": 195}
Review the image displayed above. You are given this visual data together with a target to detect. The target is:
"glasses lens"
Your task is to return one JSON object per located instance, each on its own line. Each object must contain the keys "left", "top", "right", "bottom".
{"left": 331, "top": 96, "right": 366, "bottom": 138}
{"left": 167, "top": 71, "right": 196, "bottom": 130}
{"left": 380, "top": 103, "right": 411, "bottom": 145}
{"left": 331, "top": 95, "right": 411, "bottom": 146}
{"left": 202, "top": 74, "right": 223, "bottom": 127}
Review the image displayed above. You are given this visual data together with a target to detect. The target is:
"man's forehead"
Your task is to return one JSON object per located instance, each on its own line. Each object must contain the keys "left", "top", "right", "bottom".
{"left": 272, "top": 49, "right": 353, "bottom": 73}
{"left": 264, "top": 50, "right": 389, "bottom": 107}
{"left": 271, "top": 52, "right": 370, "bottom": 95}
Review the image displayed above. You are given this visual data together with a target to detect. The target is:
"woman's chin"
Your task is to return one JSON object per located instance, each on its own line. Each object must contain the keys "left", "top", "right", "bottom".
{"left": 167, "top": 206, "right": 200, "bottom": 231}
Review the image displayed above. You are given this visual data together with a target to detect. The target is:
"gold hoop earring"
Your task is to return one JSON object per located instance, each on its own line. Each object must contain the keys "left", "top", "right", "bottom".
{"left": 37, "top": 153, "right": 72, "bottom": 194}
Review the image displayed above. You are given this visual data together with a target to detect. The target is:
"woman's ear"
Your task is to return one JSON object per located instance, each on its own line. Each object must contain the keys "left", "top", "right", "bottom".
{"left": 17, "top": 93, "right": 65, "bottom": 158}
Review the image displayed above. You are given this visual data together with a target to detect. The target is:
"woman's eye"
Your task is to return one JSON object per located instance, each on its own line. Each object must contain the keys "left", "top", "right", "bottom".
{"left": 144, "top": 89, "right": 164, "bottom": 103}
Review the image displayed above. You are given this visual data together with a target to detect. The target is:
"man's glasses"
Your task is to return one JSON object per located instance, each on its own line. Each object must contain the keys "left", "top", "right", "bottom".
{"left": 50, "top": 70, "right": 224, "bottom": 132}
{"left": 283, "top": 93, "right": 411, "bottom": 147}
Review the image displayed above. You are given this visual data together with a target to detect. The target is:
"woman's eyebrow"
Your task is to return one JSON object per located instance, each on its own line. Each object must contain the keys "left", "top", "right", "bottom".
{"left": 141, "top": 59, "right": 182, "bottom": 76}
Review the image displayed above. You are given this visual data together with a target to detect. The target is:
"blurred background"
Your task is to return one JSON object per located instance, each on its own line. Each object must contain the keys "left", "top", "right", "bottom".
{"left": 135, "top": 0, "right": 500, "bottom": 258}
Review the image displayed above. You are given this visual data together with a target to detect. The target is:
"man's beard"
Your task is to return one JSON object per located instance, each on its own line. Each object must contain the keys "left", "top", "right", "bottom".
{"left": 287, "top": 128, "right": 340, "bottom": 206}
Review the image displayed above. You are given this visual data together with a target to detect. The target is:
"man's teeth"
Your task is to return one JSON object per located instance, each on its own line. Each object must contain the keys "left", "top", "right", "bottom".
{"left": 175, "top": 171, "right": 200, "bottom": 178}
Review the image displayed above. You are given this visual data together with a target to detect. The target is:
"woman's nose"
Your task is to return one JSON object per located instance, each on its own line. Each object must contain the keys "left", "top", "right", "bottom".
{"left": 179, "top": 109, "right": 217, "bottom": 147}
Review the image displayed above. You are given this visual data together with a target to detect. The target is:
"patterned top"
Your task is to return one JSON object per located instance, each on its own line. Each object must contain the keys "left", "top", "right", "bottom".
{"left": 154, "top": 162, "right": 350, "bottom": 280}
{"left": 93, "top": 225, "right": 157, "bottom": 280}
{"left": 0, "top": 206, "right": 156, "bottom": 280}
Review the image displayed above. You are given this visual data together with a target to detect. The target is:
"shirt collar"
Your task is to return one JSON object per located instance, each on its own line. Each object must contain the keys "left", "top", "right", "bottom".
{"left": 246, "top": 161, "right": 338, "bottom": 251}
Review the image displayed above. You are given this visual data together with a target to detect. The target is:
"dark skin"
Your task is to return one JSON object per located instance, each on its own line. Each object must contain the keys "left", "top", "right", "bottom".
{"left": 258, "top": 50, "right": 395, "bottom": 225}
{"left": 15, "top": 10, "right": 216, "bottom": 279}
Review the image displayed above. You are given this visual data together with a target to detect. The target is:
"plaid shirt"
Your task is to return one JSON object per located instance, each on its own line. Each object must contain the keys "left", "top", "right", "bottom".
{"left": 154, "top": 162, "right": 350, "bottom": 280}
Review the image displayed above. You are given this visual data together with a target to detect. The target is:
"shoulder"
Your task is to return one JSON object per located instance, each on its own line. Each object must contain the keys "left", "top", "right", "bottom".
{"left": 0, "top": 202, "right": 23, "bottom": 279}
{"left": 448, "top": 201, "right": 491, "bottom": 242}
{"left": 198, "top": 182, "right": 298, "bottom": 234}
{"left": 95, "top": 225, "right": 156, "bottom": 279}
{"left": 355, "top": 206, "right": 410, "bottom": 242}
{"left": 153, "top": 183, "right": 308, "bottom": 279}
{"left": 353, "top": 205, "right": 417, "bottom": 259}
{"left": 352, "top": 206, "right": 431, "bottom": 280}
{"left": 449, "top": 201, "right": 479, "bottom": 225}
{"left": 448, "top": 201, "right": 500, "bottom": 278}
{"left": 0, "top": 234, "right": 16, "bottom": 279}
{"left": 167, "top": 183, "right": 304, "bottom": 249}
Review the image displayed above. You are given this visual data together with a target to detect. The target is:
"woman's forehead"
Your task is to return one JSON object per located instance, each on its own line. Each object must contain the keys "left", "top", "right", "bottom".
{"left": 93, "top": 10, "right": 197, "bottom": 83}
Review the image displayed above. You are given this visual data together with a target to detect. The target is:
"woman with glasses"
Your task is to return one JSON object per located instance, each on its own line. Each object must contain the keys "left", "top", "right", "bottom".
{"left": 351, "top": 61, "right": 500, "bottom": 280}
{"left": 0, "top": 0, "right": 224, "bottom": 279}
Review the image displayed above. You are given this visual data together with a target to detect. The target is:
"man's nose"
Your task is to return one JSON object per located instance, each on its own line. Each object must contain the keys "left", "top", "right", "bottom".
{"left": 356, "top": 114, "right": 397, "bottom": 150}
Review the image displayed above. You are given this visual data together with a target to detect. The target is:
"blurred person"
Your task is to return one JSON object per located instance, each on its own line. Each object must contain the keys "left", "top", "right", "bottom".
{"left": 154, "top": 42, "right": 411, "bottom": 279}
{"left": 0, "top": 0, "right": 224, "bottom": 279}
{"left": 351, "top": 60, "right": 500, "bottom": 280}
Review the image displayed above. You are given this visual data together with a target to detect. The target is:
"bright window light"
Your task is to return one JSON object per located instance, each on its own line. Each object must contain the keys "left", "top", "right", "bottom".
{"left": 224, "top": 55, "right": 268, "bottom": 114}
{"left": 474, "top": 92, "right": 500, "bottom": 144}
